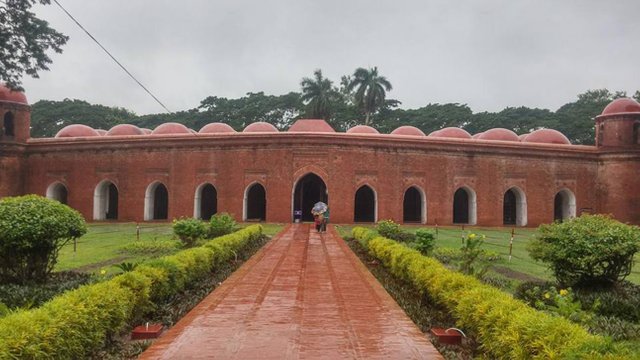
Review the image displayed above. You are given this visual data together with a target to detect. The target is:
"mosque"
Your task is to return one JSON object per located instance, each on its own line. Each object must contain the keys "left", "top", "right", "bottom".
{"left": 1, "top": 84, "right": 639, "bottom": 226}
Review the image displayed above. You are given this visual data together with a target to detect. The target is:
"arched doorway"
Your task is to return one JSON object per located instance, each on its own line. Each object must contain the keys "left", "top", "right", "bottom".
{"left": 46, "top": 182, "right": 68, "bottom": 205}
{"left": 554, "top": 189, "right": 576, "bottom": 222}
{"left": 453, "top": 186, "right": 477, "bottom": 225}
{"left": 93, "top": 180, "right": 119, "bottom": 220}
{"left": 293, "top": 173, "right": 327, "bottom": 221}
{"left": 194, "top": 183, "right": 217, "bottom": 220}
{"left": 3, "top": 112, "right": 14, "bottom": 137}
{"left": 144, "top": 182, "right": 168, "bottom": 220}
{"left": 503, "top": 187, "right": 527, "bottom": 226}
{"left": 244, "top": 183, "right": 266, "bottom": 221}
{"left": 354, "top": 185, "right": 376, "bottom": 223}
{"left": 403, "top": 186, "right": 425, "bottom": 223}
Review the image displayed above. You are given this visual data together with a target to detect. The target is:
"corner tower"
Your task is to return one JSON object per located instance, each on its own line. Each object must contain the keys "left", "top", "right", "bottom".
{"left": 595, "top": 98, "right": 640, "bottom": 148}
{"left": 0, "top": 84, "right": 30, "bottom": 198}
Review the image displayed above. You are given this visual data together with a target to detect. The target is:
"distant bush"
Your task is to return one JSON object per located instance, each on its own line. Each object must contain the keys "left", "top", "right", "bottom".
{"left": 173, "top": 217, "right": 207, "bottom": 247}
{"left": 411, "top": 229, "right": 435, "bottom": 255}
{"left": 119, "top": 240, "right": 181, "bottom": 255}
{"left": 209, "top": 213, "right": 237, "bottom": 238}
{"left": 376, "top": 220, "right": 401, "bottom": 240}
{"left": 0, "top": 195, "right": 87, "bottom": 284}
{"left": 528, "top": 214, "right": 640, "bottom": 287}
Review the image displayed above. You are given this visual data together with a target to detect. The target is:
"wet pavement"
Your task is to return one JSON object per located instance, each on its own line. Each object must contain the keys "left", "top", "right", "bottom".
{"left": 140, "top": 224, "right": 443, "bottom": 359}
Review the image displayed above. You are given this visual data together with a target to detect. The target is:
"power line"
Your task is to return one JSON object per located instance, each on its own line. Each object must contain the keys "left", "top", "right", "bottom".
{"left": 52, "top": 0, "right": 172, "bottom": 113}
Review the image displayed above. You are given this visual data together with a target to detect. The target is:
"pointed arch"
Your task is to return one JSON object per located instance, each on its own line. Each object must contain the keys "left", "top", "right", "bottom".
{"left": 144, "top": 181, "right": 168, "bottom": 220}
{"left": 46, "top": 182, "right": 68, "bottom": 205}
{"left": 554, "top": 188, "right": 576, "bottom": 222}
{"left": 93, "top": 180, "right": 119, "bottom": 220}
{"left": 403, "top": 186, "right": 426, "bottom": 224}
{"left": 194, "top": 183, "right": 218, "bottom": 220}
{"left": 244, "top": 182, "right": 266, "bottom": 221}
{"left": 354, "top": 184, "right": 377, "bottom": 223}
{"left": 453, "top": 186, "right": 477, "bottom": 225}
{"left": 292, "top": 172, "right": 328, "bottom": 222}
{"left": 3, "top": 111, "right": 14, "bottom": 137}
{"left": 503, "top": 186, "right": 527, "bottom": 226}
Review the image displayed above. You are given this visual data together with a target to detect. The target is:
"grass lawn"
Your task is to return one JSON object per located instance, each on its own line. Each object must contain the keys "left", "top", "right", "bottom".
{"left": 56, "top": 222, "right": 285, "bottom": 273}
{"left": 335, "top": 224, "right": 640, "bottom": 285}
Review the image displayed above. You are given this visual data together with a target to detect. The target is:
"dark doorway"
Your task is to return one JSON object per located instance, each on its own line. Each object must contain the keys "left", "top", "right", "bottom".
{"left": 106, "top": 183, "right": 118, "bottom": 220}
{"left": 153, "top": 184, "right": 168, "bottom": 220}
{"left": 554, "top": 192, "right": 564, "bottom": 222}
{"left": 50, "top": 183, "right": 68, "bottom": 205}
{"left": 503, "top": 189, "right": 516, "bottom": 225}
{"left": 200, "top": 184, "right": 218, "bottom": 220}
{"left": 354, "top": 185, "right": 375, "bottom": 222}
{"left": 453, "top": 188, "right": 469, "bottom": 224}
{"left": 3, "top": 112, "right": 14, "bottom": 137}
{"left": 293, "top": 173, "right": 327, "bottom": 221}
{"left": 403, "top": 187, "right": 422, "bottom": 223}
{"left": 246, "top": 183, "right": 266, "bottom": 221}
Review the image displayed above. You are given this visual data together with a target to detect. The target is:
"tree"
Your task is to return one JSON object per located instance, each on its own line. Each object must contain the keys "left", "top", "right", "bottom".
{"left": 0, "top": 0, "right": 68, "bottom": 90}
{"left": 300, "top": 69, "right": 335, "bottom": 120}
{"left": 528, "top": 214, "right": 640, "bottom": 287}
{"left": 0, "top": 195, "right": 87, "bottom": 284}
{"left": 347, "top": 67, "right": 392, "bottom": 125}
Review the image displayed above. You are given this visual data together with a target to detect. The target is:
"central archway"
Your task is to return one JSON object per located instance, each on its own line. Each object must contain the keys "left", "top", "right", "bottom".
{"left": 46, "top": 182, "right": 68, "bottom": 205}
{"left": 403, "top": 186, "right": 425, "bottom": 223}
{"left": 194, "top": 183, "right": 217, "bottom": 220}
{"left": 292, "top": 173, "right": 327, "bottom": 222}
{"left": 554, "top": 189, "right": 576, "bottom": 222}
{"left": 354, "top": 185, "right": 376, "bottom": 223}
{"left": 93, "top": 180, "right": 119, "bottom": 220}
{"left": 244, "top": 183, "right": 266, "bottom": 221}
{"left": 453, "top": 186, "right": 477, "bottom": 225}
{"left": 144, "top": 182, "right": 168, "bottom": 220}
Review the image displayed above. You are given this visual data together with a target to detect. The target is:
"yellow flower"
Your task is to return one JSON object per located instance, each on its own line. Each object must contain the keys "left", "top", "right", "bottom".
{"left": 559, "top": 289, "right": 569, "bottom": 296}
{"left": 469, "top": 233, "right": 476, "bottom": 239}
{"left": 100, "top": 269, "right": 107, "bottom": 275}
{"left": 544, "top": 292, "right": 550, "bottom": 299}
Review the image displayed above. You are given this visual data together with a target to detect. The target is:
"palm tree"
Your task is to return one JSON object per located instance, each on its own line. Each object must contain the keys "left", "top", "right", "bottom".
{"left": 300, "top": 69, "right": 334, "bottom": 120}
{"left": 347, "top": 67, "right": 392, "bottom": 125}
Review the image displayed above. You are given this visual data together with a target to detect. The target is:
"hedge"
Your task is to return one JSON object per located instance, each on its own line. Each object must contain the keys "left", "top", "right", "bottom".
{"left": 352, "top": 227, "right": 627, "bottom": 359}
{"left": 0, "top": 224, "right": 263, "bottom": 359}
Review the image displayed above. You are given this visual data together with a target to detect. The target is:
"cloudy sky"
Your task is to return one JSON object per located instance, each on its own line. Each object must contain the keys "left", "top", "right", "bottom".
{"left": 21, "top": 0, "right": 640, "bottom": 115}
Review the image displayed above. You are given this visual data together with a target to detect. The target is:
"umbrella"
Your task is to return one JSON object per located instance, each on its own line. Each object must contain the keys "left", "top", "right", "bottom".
{"left": 312, "top": 201, "right": 328, "bottom": 215}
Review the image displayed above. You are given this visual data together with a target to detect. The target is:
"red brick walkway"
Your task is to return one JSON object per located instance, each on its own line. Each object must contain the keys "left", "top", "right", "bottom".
{"left": 140, "top": 224, "right": 443, "bottom": 359}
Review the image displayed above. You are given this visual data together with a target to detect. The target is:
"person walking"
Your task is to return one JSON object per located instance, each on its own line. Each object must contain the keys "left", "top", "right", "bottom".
{"left": 321, "top": 206, "right": 330, "bottom": 232}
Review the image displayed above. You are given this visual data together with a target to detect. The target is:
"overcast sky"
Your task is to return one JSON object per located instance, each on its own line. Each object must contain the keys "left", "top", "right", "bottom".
{"left": 21, "top": 0, "right": 640, "bottom": 115}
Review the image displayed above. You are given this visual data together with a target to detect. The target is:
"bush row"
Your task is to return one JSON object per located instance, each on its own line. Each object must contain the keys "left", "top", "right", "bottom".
{"left": 0, "top": 225, "right": 263, "bottom": 359}
{"left": 351, "top": 227, "right": 625, "bottom": 359}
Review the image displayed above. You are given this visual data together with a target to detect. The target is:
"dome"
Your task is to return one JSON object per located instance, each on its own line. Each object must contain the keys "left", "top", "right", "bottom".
{"left": 141, "top": 128, "right": 152, "bottom": 134}
{"left": 95, "top": 129, "right": 107, "bottom": 136}
{"left": 55, "top": 124, "right": 100, "bottom": 138}
{"left": 288, "top": 119, "right": 335, "bottom": 132}
{"left": 151, "top": 122, "right": 191, "bottom": 135}
{"left": 391, "top": 126, "right": 426, "bottom": 136}
{"left": 106, "top": 124, "right": 145, "bottom": 136}
{"left": 199, "top": 122, "right": 236, "bottom": 133}
{"left": 471, "top": 132, "right": 483, "bottom": 139}
{"left": 600, "top": 98, "right": 640, "bottom": 116}
{"left": 427, "top": 130, "right": 441, "bottom": 137}
{"left": 518, "top": 134, "right": 529, "bottom": 141}
{"left": 0, "top": 83, "right": 28, "bottom": 105}
{"left": 430, "top": 127, "right": 471, "bottom": 139}
{"left": 243, "top": 122, "right": 279, "bottom": 133}
{"left": 523, "top": 129, "right": 571, "bottom": 145}
{"left": 347, "top": 125, "right": 380, "bottom": 134}
{"left": 478, "top": 128, "right": 519, "bottom": 142}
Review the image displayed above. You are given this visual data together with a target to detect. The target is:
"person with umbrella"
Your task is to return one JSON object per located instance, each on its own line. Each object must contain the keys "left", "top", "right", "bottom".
{"left": 312, "top": 202, "right": 328, "bottom": 233}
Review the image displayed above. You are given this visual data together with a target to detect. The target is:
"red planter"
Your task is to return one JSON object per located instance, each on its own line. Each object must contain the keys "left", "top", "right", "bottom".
{"left": 131, "top": 324, "right": 163, "bottom": 340}
{"left": 430, "top": 327, "right": 462, "bottom": 345}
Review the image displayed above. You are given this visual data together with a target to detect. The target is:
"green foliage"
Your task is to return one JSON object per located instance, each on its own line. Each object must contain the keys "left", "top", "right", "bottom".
{"left": 351, "top": 226, "right": 618, "bottom": 359}
{"left": 119, "top": 239, "right": 181, "bottom": 256}
{"left": 113, "top": 262, "right": 138, "bottom": 273}
{"left": 208, "top": 213, "right": 237, "bottom": 238}
{"left": 0, "top": 0, "right": 69, "bottom": 90}
{"left": 172, "top": 217, "right": 207, "bottom": 247}
{"left": 574, "top": 281, "right": 640, "bottom": 322}
{"left": 376, "top": 219, "right": 401, "bottom": 240}
{"left": 347, "top": 66, "right": 393, "bottom": 125}
{"left": 589, "top": 315, "right": 640, "bottom": 341}
{"left": 459, "top": 233, "right": 489, "bottom": 277}
{"left": 411, "top": 229, "right": 435, "bottom": 255}
{"left": 0, "top": 271, "right": 91, "bottom": 309}
{"left": 301, "top": 69, "right": 337, "bottom": 120}
{"left": 528, "top": 214, "right": 640, "bottom": 287}
{"left": 0, "top": 195, "right": 87, "bottom": 284}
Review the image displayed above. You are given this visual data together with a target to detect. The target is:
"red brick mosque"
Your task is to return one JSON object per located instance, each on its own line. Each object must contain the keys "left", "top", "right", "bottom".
{"left": 1, "top": 84, "right": 639, "bottom": 226}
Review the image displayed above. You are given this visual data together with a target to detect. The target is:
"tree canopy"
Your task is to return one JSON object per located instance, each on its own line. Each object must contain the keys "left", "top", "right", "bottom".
{"left": 0, "top": 0, "right": 68, "bottom": 90}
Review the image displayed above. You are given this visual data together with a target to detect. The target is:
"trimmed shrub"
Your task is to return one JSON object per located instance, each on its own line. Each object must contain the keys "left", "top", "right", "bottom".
{"left": 411, "top": 229, "right": 435, "bottom": 255}
{"left": 0, "top": 195, "right": 87, "bottom": 284}
{"left": 208, "top": 213, "right": 237, "bottom": 238}
{"left": 120, "top": 239, "right": 181, "bottom": 255}
{"left": 376, "top": 219, "right": 401, "bottom": 240}
{"left": 352, "top": 227, "right": 621, "bottom": 359}
{"left": 528, "top": 214, "right": 640, "bottom": 287}
{"left": 173, "top": 217, "right": 207, "bottom": 247}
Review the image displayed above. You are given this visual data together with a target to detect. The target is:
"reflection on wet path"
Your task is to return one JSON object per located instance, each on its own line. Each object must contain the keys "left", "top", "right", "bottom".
{"left": 140, "top": 224, "right": 443, "bottom": 359}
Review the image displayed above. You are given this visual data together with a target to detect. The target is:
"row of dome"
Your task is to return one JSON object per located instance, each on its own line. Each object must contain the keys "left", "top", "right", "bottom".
{"left": 54, "top": 120, "right": 571, "bottom": 145}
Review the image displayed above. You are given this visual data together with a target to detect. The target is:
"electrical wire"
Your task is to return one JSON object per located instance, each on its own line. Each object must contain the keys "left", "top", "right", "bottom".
{"left": 52, "top": 0, "right": 172, "bottom": 113}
